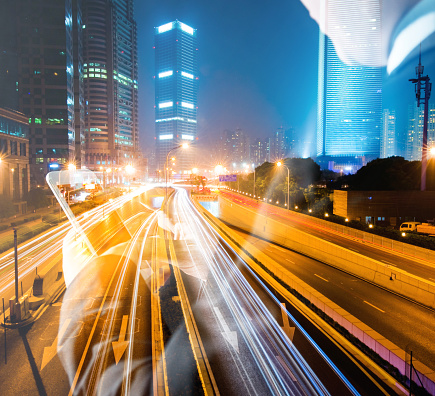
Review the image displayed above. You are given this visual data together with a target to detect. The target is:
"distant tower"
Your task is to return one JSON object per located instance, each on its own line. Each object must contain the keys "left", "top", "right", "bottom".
{"left": 381, "top": 109, "right": 396, "bottom": 158}
{"left": 409, "top": 49, "right": 432, "bottom": 191}
{"left": 316, "top": 0, "right": 382, "bottom": 172}
{"left": 154, "top": 20, "right": 198, "bottom": 174}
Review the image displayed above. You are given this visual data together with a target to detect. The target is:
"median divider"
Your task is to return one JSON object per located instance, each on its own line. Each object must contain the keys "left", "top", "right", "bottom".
{"left": 218, "top": 196, "right": 435, "bottom": 309}
{"left": 29, "top": 258, "right": 64, "bottom": 310}
{"left": 193, "top": 199, "right": 435, "bottom": 395}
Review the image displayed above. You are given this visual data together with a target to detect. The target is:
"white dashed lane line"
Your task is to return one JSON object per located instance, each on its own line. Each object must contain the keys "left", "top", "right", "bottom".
{"left": 314, "top": 274, "right": 329, "bottom": 282}
{"left": 364, "top": 301, "right": 385, "bottom": 313}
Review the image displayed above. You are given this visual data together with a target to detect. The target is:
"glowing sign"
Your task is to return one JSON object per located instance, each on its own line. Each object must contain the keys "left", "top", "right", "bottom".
{"left": 181, "top": 102, "right": 194, "bottom": 109}
{"left": 159, "top": 134, "right": 173, "bottom": 140}
{"left": 159, "top": 70, "right": 173, "bottom": 78}
{"left": 179, "top": 22, "right": 194, "bottom": 35}
{"left": 181, "top": 71, "right": 194, "bottom": 79}
{"left": 181, "top": 134, "right": 194, "bottom": 140}
{"left": 159, "top": 101, "right": 173, "bottom": 109}
{"left": 158, "top": 22, "right": 173, "bottom": 34}
{"left": 219, "top": 174, "right": 237, "bottom": 182}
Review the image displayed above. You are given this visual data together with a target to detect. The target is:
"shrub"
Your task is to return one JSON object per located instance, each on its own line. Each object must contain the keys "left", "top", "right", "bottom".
{"left": 10, "top": 219, "right": 26, "bottom": 227}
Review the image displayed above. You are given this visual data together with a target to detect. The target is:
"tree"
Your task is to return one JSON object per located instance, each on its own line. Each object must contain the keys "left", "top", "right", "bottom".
{"left": 25, "top": 188, "right": 50, "bottom": 209}
{"left": 337, "top": 157, "right": 421, "bottom": 191}
{"left": 0, "top": 195, "right": 16, "bottom": 219}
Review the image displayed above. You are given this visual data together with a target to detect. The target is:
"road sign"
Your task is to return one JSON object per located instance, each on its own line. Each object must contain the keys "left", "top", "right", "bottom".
{"left": 219, "top": 174, "right": 237, "bottom": 182}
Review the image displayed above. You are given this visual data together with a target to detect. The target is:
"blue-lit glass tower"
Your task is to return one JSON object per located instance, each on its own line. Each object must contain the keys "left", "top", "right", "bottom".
{"left": 316, "top": 1, "right": 382, "bottom": 172}
{"left": 154, "top": 20, "right": 198, "bottom": 174}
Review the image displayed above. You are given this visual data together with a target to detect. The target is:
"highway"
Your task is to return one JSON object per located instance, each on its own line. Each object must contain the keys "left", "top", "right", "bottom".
{"left": 220, "top": 191, "right": 435, "bottom": 281}
{"left": 0, "top": 186, "right": 417, "bottom": 395}
{"left": 228, "top": 225, "right": 435, "bottom": 372}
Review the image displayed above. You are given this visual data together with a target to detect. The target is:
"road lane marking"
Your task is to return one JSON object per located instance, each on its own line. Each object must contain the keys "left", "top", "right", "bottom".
{"left": 214, "top": 307, "right": 239, "bottom": 353}
{"left": 314, "top": 274, "right": 329, "bottom": 282}
{"left": 285, "top": 259, "right": 294, "bottom": 264}
{"left": 347, "top": 247, "right": 360, "bottom": 253}
{"left": 364, "top": 301, "right": 385, "bottom": 313}
{"left": 270, "top": 244, "right": 288, "bottom": 253}
{"left": 112, "top": 315, "right": 129, "bottom": 364}
{"left": 381, "top": 260, "right": 397, "bottom": 266}
{"left": 41, "top": 318, "right": 72, "bottom": 370}
{"left": 280, "top": 303, "right": 295, "bottom": 342}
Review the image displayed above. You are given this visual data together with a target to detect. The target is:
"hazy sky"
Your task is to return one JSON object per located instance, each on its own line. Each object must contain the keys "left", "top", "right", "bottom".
{"left": 135, "top": 0, "right": 435, "bottom": 156}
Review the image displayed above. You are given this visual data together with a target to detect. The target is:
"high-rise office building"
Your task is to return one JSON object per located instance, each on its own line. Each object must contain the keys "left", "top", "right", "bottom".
{"left": 1, "top": 0, "right": 83, "bottom": 187}
{"left": 82, "top": 0, "right": 138, "bottom": 171}
{"left": 406, "top": 102, "right": 435, "bottom": 161}
{"left": 381, "top": 109, "right": 396, "bottom": 158}
{"left": 154, "top": 20, "right": 198, "bottom": 173}
{"left": 316, "top": 0, "right": 382, "bottom": 172}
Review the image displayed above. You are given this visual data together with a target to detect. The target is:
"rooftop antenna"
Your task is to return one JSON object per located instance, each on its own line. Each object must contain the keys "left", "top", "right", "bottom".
{"left": 409, "top": 44, "right": 432, "bottom": 191}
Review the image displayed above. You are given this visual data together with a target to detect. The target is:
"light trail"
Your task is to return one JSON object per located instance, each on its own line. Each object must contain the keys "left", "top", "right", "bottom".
{"left": 170, "top": 188, "right": 336, "bottom": 395}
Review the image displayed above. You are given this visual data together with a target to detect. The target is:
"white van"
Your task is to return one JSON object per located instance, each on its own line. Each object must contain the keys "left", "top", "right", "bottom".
{"left": 399, "top": 222, "right": 421, "bottom": 232}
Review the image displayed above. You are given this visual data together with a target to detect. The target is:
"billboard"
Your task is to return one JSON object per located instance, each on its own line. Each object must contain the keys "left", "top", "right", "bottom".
{"left": 219, "top": 174, "right": 237, "bottom": 182}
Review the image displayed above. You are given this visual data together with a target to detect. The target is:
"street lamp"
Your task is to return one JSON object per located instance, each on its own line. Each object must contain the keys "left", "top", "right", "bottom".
{"left": 276, "top": 161, "right": 290, "bottom": 211}
{"left": 165, "top": 143, "right": 188, "bottom": 210}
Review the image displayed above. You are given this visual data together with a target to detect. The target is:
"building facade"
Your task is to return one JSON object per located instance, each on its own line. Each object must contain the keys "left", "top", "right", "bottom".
{"left": 381, "top": 109, "right": 396, "bottom": 158}
{"left": 0, "top": 108, "right": 30, "bottom": 209}
{"left": 406, "top": 102, "right": 435, "bottom": 161}
{"left": 1, "top": 0, "right": 84, "bottom": 187}
{"left": 82, "top": 0, "right": 139, "bottom": 171}
{"left": 316, "top": 0, "right": 382, "bottom": 171}
{"left": 154, "top": 20, "right": 198, "bottom": 174}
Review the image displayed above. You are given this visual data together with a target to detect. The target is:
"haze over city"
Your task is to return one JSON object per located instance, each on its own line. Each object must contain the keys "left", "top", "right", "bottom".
{"left": 0, "top": 1, "right": 435, "bottom": 395}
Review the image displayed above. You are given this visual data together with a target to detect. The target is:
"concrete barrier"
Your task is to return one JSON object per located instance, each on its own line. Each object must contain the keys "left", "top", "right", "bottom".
{"left": 194, "top": 199, "right": 435, "bottom": 395}
{"left": 218, "top": 196, "right": 435, "bottom": 309}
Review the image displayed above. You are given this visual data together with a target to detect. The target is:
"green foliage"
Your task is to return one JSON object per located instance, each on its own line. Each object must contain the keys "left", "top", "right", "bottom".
{"left": 25, "top": 188, "right": 50, "bottom": 209}
{"left": 0, "top": 224, "right": 9, "bottom": 232}
{"left": 0, "top": 195, "right": 16, "bottom": 219}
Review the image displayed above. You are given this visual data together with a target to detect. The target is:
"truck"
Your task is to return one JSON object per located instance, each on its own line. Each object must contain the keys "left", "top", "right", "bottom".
{"left": 399, "top": 222, "right": 435, "bottom": 235}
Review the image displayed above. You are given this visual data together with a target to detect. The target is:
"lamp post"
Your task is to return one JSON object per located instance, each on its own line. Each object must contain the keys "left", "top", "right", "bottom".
{"left": 277, "top": 161, "right": 290, "bottom": 211}
{"left": 165, "top": 143, "right": 188, "bottom": 211}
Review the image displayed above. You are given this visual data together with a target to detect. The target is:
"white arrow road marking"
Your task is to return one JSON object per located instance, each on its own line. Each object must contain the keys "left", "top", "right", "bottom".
{"left": 112, "top": 315, "right": 129, "bottom": 364}
{"left": 213, "top": 307, "right": 239, "bottom": 353}
{"left": 41, "top": 318, "right": 71, "bottom": 370}
{"left": 280, "top": 303, "right": 295, "bottom": 342}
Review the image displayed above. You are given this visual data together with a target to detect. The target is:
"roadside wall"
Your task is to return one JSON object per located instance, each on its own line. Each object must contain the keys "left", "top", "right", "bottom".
{"left": 195, "top": 199, "right": 435, "bottom": 395}
{"left": 218, "top": 196, "right": 435, "bottom": 309}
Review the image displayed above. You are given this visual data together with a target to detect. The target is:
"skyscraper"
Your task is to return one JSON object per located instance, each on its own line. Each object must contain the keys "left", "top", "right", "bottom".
{"left": 82, "top": 0, "right": 138, "bottom": 171}
{"left": 406, "top": 102, "right": 435, "bottom": 161}
{"left": 1, "top": 0, "right": 83, "bottom": 187}
{"left": 316, "top": 1, "right": 382, "bottom": 171}
{"left": 154, "top": 20, "right": 198, "bottom": 174}
{"left": 381, "top": 109, "right": 396, "bottom": 158}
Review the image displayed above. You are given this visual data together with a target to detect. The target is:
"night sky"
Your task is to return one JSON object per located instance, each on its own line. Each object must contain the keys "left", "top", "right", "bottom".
{"left": 135, "top": 0, "right": 435, "bottom": 158}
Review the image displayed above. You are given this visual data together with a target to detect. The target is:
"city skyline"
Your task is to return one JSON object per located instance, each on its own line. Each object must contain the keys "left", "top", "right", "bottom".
{"left": 136, "top": 0, "right": 435, "bottom": 163}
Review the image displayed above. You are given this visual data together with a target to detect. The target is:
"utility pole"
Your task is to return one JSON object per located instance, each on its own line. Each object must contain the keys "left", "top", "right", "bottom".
{"left": 409, "top": 46, "right": 432, "bottom": 191}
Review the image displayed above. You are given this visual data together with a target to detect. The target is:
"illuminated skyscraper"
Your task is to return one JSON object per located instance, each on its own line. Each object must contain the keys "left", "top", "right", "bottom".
{"left": 154, "top": 20, "right": 198, "bottom": 174}
{"left": 316, "top": 1, "right": 382, "bottom": 172}
{"left": 1, "top": 0, "right": 83, "bottom": 186}
{"left": 406, "top": 102, "right": 435, "bottom": 161}
{"left": 381, "top": 109, "right": 396, "bottom": 158}
{"left": 82, "top": 0, "right": 138, "bottom": 171}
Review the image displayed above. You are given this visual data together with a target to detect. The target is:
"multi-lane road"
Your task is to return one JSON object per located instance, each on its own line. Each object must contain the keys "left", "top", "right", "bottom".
{"left": 0, "top": 185, "right": 425, "bottom": 395}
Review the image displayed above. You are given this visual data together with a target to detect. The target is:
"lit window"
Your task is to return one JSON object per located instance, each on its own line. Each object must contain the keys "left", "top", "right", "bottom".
{"left": 158, "top": 22, "right": 173, "bottom": 34}
{"left": 179, "top": 22, "right": 194, "bottom": 35}
{"left": 181, "top": 71, "right": 194, "bottom": 79}
{"left": 159, "top": 134, "right": 173, "bottom": 140}
{"left": 159, "top": 101, "right": 173, "bottom": 109}
{"left": 181, "top": 102, "right": 194, "bottom": 109}
{"left": 159, "top": 70, "right": 173, "bottom": 78}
